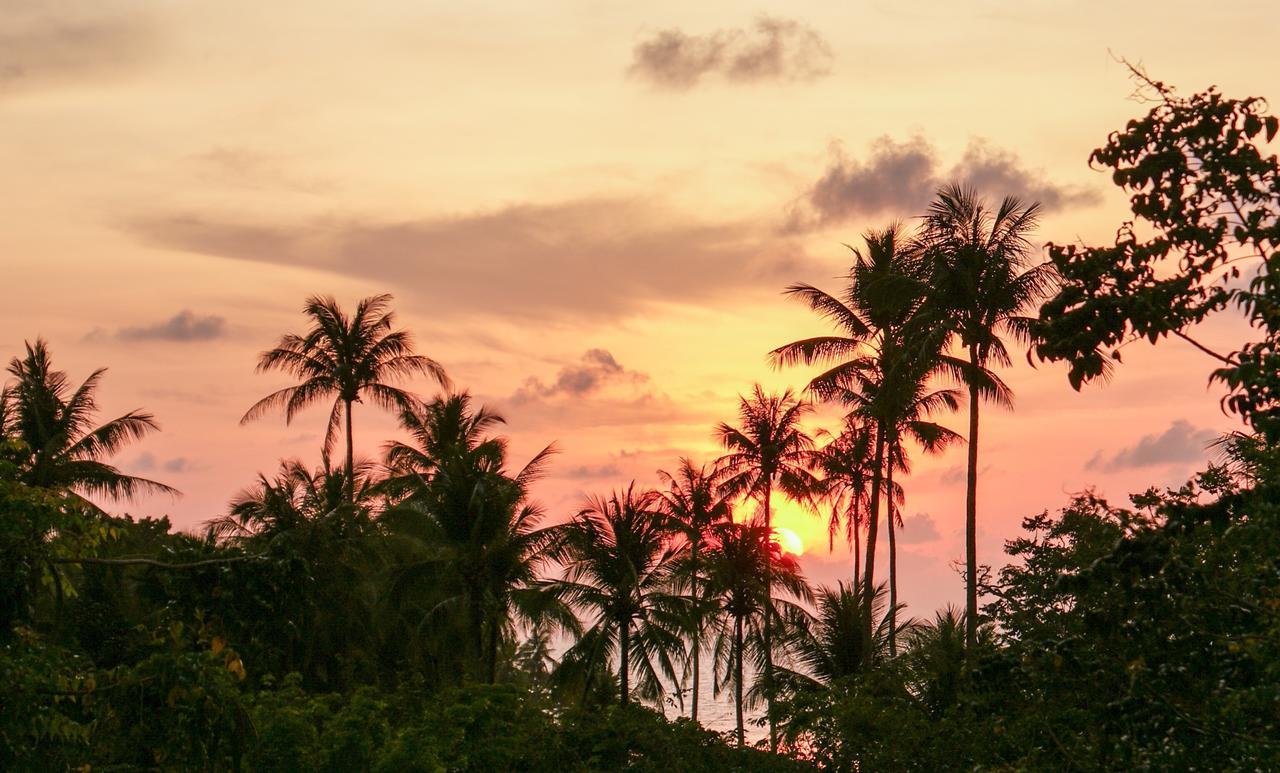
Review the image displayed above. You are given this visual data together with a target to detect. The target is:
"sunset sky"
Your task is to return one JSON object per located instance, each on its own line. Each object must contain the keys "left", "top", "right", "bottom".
{"left": 4, "top": 0, "right": 1278, "bottom": 616}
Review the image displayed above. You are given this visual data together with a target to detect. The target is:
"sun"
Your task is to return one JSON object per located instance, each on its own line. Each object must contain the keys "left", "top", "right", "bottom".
{"left": 773, "top": 526, "right": 804, "bottom": 556}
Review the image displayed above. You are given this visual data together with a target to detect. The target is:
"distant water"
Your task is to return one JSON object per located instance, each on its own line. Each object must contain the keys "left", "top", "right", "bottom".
{"left": 654, "top": 652, "right": 768, "bottom": 745}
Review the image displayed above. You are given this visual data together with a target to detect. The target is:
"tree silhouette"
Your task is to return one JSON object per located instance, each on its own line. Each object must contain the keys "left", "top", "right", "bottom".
{"left": 919, "top": 184, "right": 1051, "bottom": 652}
{"left": 715, "top": 385, "right": 818, "bottom": 749}
{"left": 241, "top": 294, "right": 448, "bottom": 502}
{"left": 658, "top": 458, "right": 732, "bottom": 725}
{"left": 702, "top": 521, "right": 810, "bottom": 748}
{"left": 553, "top": 484, "right": 684, "bottom": 707}
{"left": 3, "top": 339, "right": 177, "bottom": 506}
{"left": 380, "top": 393, "right": 567, "bottom": 684}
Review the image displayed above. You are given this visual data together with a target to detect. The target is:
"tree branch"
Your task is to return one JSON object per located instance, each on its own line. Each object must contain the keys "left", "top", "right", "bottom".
{"left": 1172, "top": 329, "right": 1239, "bottom": 366}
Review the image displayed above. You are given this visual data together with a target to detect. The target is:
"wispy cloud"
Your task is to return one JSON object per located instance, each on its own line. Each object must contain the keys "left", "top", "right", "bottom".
{"left": 90, "top": 310, "right": 227, "bottom": 343}
{"left": 1086, "top": 420, "right": 1217, "bottom": 472}
{"left": 132, "top": 452, "right": 191, "bottom": 474}
{"left": 629, "top": 16, "right": 832, "bottom": 90}
{"left": 899, "top": 512, "right": 942, "bottom": 544}
{"left": 125, "top": 198, "right": 814, "bottom": 322}
{"left": 512, "top": 349, "right": 647, "bottom": 403}
{"left": 0, "top": 1, "right": 159, "bottom": 95}
{"left": 788, "top": 136, "right": 1101, "bottom": 230}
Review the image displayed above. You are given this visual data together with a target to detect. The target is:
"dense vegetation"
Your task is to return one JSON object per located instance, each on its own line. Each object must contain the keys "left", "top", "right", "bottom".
{"left": 2, "top": 72, "right": 1278, "bottom": 770}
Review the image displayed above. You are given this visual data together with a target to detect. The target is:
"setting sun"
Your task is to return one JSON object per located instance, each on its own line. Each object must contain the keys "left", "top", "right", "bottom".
{"left": 774, "top": 526, "right": 804, "bottom": 556}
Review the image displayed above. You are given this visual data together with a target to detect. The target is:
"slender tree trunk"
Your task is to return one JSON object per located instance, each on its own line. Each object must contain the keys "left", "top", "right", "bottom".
{"left": 887, "top": 444, "right": 898, "bottom": 657}
{"left": 861, "top": 420, "right": 886, "bottom": 658}
{"left": 762, "top": 482, "right": 777, "bottom": 752}
{"left": 852, "top": 500, "right": 861, "bottom": 586}
{"left": 620, "top": 619, "right": 631, "bottom": 706}
{"left": 691, "top": 540, "right": 700, "bottom": 724}
{"left": 965, "top": 347, "right": 981, "bottom": 657}
{"left": 487, "top": 616, "right": 499, "bottom": 685}
{"left": 344, "top": 398, "right": 355, "bottom": 504}
{"left": 734, "top": 614, "right": 745, "bottom": 749}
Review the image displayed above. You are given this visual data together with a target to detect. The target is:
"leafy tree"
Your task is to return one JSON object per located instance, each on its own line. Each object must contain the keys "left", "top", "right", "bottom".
{"left": 714, "top": 385, "right": 818, "bottom": 748}
{"left": 1036, "top": 67, "right": 1280, "bottom": 439}
{"left": 242, "top": 294, "right": 449, "bottom": 501}
{"left": 918, "top": 184, "right": 1051, "bottom": 651}
{"left": 3, "top": 339, "right": 177, "bottom": 506}
{"left": 658, "top": 458, "right": 732, "bottom": 725}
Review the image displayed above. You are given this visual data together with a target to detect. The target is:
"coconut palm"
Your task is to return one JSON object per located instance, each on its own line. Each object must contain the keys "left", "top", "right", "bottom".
{"left": 815, "top": 416, "right": 875, "bottom": 578}
{"left": 703, "top": 521, "right": 811, "bottom": 748}
{"left": 715, "top": 384, "right": 819, "bottom": 749}
{"left": 207, "top": 455, "right": 381, "bottom": 540}
{"left": 901, "top": 606, "right": 995, "bottom": 717}
{"left": 778, "top": 580, "right": 899, "bottom": 690}
{"left": 380, "top": 393, "right": 568, "bottom": 684}
{"left": 918, "top": 184, "right": 1052, "bottom": 650}
{"left": 241, "top": 294, "right": 449, "bottom": 502}
{"left": 658, "top": 458, "right": 732, "bottom": 724}
{"left": 771, "top": 225, "right": 928, "bottom": 646}
{"left": 3, "top": 339, "right": 177, "bottom": 505}
{"left": 553, "top": 484, "right": 684, "bottom": 707}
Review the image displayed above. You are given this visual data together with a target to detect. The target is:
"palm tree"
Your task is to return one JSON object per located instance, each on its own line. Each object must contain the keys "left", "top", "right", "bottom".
{"left": 241, "top": 294, "right": 449, "bottom": 501}
{"left": 381, "top": 393, "right": 568, "bottom": 684}
{"left": 3, "top": 339, "right": 177, "bottom": 505}
{"left": 815, "top": 416, "right": 875, "bottom": 578}
{"left": 772, "top": 225, "right": 935, "bottom": 651}
{"left": 553, "top": 484, "right": 684, "bottom": 707}
{"left": 715, "top": 384, "right": 819, "bottom": 750}
{"left": 702, "top": 521, "right": 811, "bottom": 748}
{"left": 901, "top": 606, "right": 994, "bottom": 716}
{"left": 778, "top": 580, "right": 899, "bottom": 690}
{"left": 207, "top": 455, "right": 381, "bottom": 540}
{"left": 658, "top": 458, "right": 732, "bottom": 724}
{"left": 919, "top": 184, "right": 1052, "bottom": 650}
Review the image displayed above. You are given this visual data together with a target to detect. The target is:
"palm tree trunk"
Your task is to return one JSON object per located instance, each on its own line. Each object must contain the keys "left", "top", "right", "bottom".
{"left": 853, "top": 500, "right": 861, "bottom": 584}
{"left": 887, "top": 444, "right": 898, "bottom": 657}
{"left": 487, "top": 617, "right": 499, "bottom": 685}
{"left": 762, "top": 482, "right": 777, "bottom": 753}
{"left": 861, "top": 420, "right": 886, "bottom": 657}
{"left": 965, "top": 347, "right": 981, "bottom": 657}
{"left": 691, "top": 540, "right": 701, "bottom": 725}
{"left": 620, "top": 619, "right": 631, "bottom": 706}
{"left": 734, "top": 614, "right": 745, "bottom": 749}
{"left": 344, "top": 398, "right": 355, "bottom": 504}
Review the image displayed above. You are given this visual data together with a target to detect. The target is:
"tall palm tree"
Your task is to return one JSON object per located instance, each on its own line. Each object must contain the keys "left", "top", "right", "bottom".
{"left": 381, "top": 393, "right": 568, "bottom": 684}
{"left": 658, "top": 458, "right": 732, "bottom": 725}
{"left": 715, "top": 384, "right": 819, "bottom": 750}
{"left": 241, "top": 294, "right": 449, "bottom": 501}
{"left": 772, "top": 225, "right": 935, "bottom": 650}
{"left": 553, "top": 484, "right": 684, "bottom": 707}
{"left": 919, "top": 184, "right": 1052, "bottom": 650}
{"left": 778, "top": 580, "right": 899, "bottom": 690}
{"left": 702, "top": 521, "right": 811, "bottom": 748}
{"left": 3, "top": 339, "right": 177, "bottom": 504}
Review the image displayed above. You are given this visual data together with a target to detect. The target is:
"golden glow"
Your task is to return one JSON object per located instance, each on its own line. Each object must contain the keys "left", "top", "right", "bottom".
{"left": 774, "top": 526, "right": 804, "bottom": 556}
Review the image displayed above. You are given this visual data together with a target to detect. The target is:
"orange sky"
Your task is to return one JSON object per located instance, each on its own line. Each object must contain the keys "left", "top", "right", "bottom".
{"left": 3, "top": 0, "right": 1277, "bottom": 615}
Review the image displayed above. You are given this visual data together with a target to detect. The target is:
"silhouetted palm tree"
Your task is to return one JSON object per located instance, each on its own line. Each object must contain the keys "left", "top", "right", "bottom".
{"left": 658, "top": 458, "right": 732, "bottom": 724}
{"left": 901, "top": 606, "right": 995, "bottom": 716}
{"left": 778, "top": 580, "right": 900, "bottom": 690}
{"left": 815, "top": 416, "right": 875, "bottom": 578}
{"left": 241, "top": 294, "right": 448, "bottom": 502}
{"left": 381, "top": 393, "right": 567, "bottom": 683}
{"left": 715, "top": 384, "right": 818, "bottom": 749}
{"left": 919, "top": 184, "right": 1052, "bottom": 650}
{"left": 208, "top": 455, "right": 381, "bottom": 540}
{"left": 553, "top": 484, "right": 683, "bottom": 707}
{"left": 702, "top": 521, "right": 810, "bottom": 748}
{"left": 3, "top": 339, "right": 177, "bottom": 505}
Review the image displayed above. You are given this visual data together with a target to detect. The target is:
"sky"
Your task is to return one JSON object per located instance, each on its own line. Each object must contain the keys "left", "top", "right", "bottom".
{"left": 3, "top": 0, "right": 1278, "bottom": 617}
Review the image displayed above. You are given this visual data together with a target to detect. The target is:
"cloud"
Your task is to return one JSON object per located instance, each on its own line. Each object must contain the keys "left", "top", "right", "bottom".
{"left": 788, "top": 136, "right": 1101, "bottom": 230}
{"left": 512, "top": 349, "right": 646, "bottom": 403}
{"left": 898, "top": 512, "right": 942, "bottom": 545}
{"left": 557, "top": 462, "right": 624, "bottom": 480}
{"left": 0, "top": 2, "right": 158, "bottom": 95}
{"left": 131, "top": 452, "right": 191, "bottom": 474}
{"left": 629, "top": 16, "right": 832, "bottom": 90}
{"left": 125, "top": 198, "right": 813, "bottom": 322}
{"left": 1086, "top": 420, "right": 1217, "bottom": 472}
{"left": 114, "top": 310, "right": 227, "bottom": 342}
